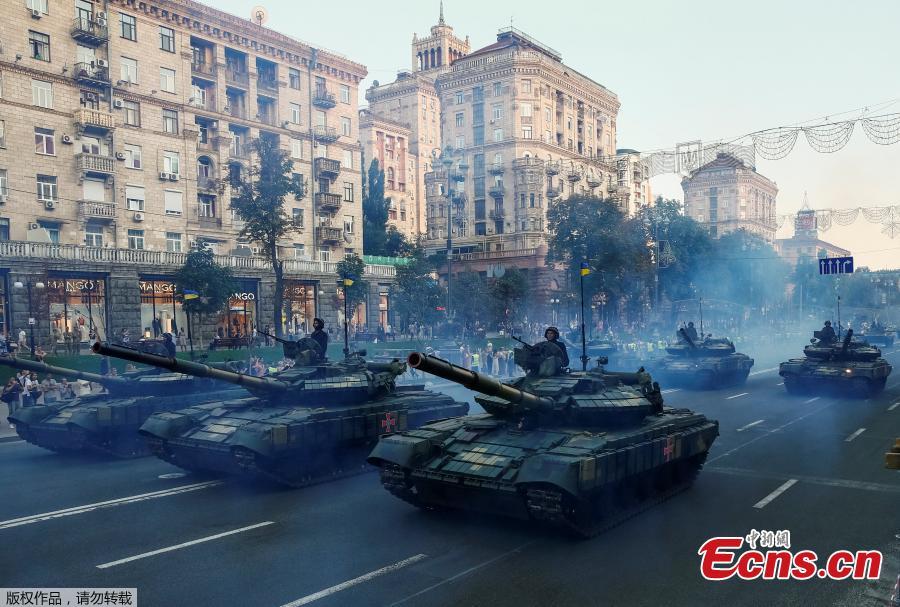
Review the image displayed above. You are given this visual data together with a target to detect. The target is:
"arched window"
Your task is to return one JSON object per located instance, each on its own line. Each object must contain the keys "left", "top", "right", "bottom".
{"left": 493, "top": 152, "right": 502, "bottom": 165}
{"left": 437, "top": 47, "right": 442, "bottom": 66}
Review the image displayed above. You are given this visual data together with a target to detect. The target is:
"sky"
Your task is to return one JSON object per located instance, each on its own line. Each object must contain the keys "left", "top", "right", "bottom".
{"left": 217, "top": 0, "right": 900, "bottom": 269}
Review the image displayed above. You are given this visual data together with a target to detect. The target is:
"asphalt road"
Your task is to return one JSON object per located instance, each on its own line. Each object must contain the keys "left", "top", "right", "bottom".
{"left": 1, "top": 347, "right": 898, "bottom": 607}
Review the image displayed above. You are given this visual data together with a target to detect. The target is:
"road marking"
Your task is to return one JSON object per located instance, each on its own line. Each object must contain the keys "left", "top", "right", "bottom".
{"left": 845, "top": 427, "right": 866, "bottom": 442}
{"left": 726, "top": 392, "right": 749, "bottom": 400}
{"left": 736, "top": 419, "right": 765, "bottom": 432}
{"left": 753, "top": 479, "right": 798, "bottom": 509}
{"left": 157, "top": 472, "right": 187, "bottom": 480}
{"left": 0, "top": 480, "right": 223, "bottom": 531}
{"left": 888, "top": 402, "right": 899, "bottom": 412}
{"left": 749, "top": 367, "right": 778, "bottom": 376}
{"left": 776, "top": 382, "right": 784, "bottom": 386}
{"left": 804, "top": 397, "right": 820, "bottom": 404}
{"left": 97, "top": 521, "right": 274, "bottom": 569}
{"left": 281, "top": 553, "right": 428, "bottom": 607}
{"left": 707, "top": 467, "right": 900, "bottom": 495}
{"left": 661, "top": 388, "right": 681, "bottom": 395}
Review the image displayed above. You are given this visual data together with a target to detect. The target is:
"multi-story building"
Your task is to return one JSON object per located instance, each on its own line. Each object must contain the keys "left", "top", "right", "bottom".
{"left": 775, "top": 205, "right": 849, "bottom": 268}
{"left": 0, "top": 0, "right": 398, "bottom": 344}
{"left": 682, "top": 152, "right": 778, "bottom": 242}
{"left": 358, "top": 109, "right": 420, "bottom": 238}
{"left": 615, "top": 149, "right": 652, "bottom": 214}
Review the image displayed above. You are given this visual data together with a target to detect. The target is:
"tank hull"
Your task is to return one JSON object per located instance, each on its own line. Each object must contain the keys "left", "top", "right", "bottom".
{"left": 654, "top": 353, "right": 754, "bottom": 389}
{"left": 779, "top": 358, "right": 892, "bottom": 397}
{"left": 861, "top": 334, "right": 894, "bottom": 347}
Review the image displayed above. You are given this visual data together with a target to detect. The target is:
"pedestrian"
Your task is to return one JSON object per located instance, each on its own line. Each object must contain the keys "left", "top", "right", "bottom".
{"left": 51, "top": 327, "right": 61, "bottom": 355}
{"left": 310, "top": 318, "right": 328, "bottom": 358}
{"left": 1, "top": 377, "right": 23, "bottom": 419}
{"left": 0, "top": 334, "right": 8, "bottom": 357}
{"left": 177, "top": 327, "right": 187, "bottom": 351}
{"left": 17, "top": 328, "right": 27, "bottom": 353}
{"left": 163, "top": 333, "right": 176, "bottom": 358}
{"left": 63, "top": 329, "right": 74, "bottom": 355}
{"left": 33, "top": 345, "right": 47, "bottom": 363}
{"left": 471, "top": 350, "right": 480, "bottom": 373}
{"left": 492, "top": 348, "right": 502, "bottom": 376}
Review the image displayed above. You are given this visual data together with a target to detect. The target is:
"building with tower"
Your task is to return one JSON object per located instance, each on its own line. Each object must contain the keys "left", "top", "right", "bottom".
{"left": 775, "top": 199, "right": 850, "bottom": 268}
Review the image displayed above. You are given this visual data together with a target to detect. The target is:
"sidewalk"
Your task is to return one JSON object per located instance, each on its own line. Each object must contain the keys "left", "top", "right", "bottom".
{"left": 0, "top": 402, "right": 20, "bottom": 442}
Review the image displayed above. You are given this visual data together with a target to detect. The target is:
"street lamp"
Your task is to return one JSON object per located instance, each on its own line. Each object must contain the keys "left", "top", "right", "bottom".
{"left": 549, "top": 297, "right": 560, "bottom": 324}
{"left": 433, "top": 145, "right": 466, "bottom": 327}
{"left": 13, "top": 280, "right": 45, "bottom": 359}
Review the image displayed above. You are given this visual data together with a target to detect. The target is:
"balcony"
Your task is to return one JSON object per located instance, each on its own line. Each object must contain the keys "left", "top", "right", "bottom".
{"left": 566, "top": 167, "right": 582, "bottom": 182}
{"left": 73, "top": 108, "right": 115, "bottom": 131}
{"left": 191, "top": 60, "right": 216, "bottom": 79}
{"left": 546, "top": 186, "right": 561, "bottom": 198}
{"left": 489, "top": 184, "right": 505, "bottom": 199}
{"left": 425, "top": 170, "right": 449, "bottom": 184}
{"left": 197, "top": 177, "right": 218, "bottom": 191}
{"left": 489, "top": 209, "right": 505, "bottom": 221}
{"left": 75, "top": 153, "right": 115, "bottom": 175}
{"left": 78, "top": 200, "right": 116, "bottom": 221}
{"left": 315, "top": 192, "right": 342, "bottom": 213}
{"left": 257, "top": 75, "right": 278, "bottom": 95}
{"left": 225, "top": 68, "right": 249, "bottom": 87}
{"left": 313, "top": 90, "right": 337, "bottom": 109}
{"left": 73, "top": 62, "right": 110, "bottom": 86}
{"left": 512, "top": 157, "right": 544, "bottom": 171}
{"left": 544, "top": 160, "right": 560, "bottom": 175}
{"left": 229, "top": 142, "right": 250, "bottom": 160}
{"left": 71, "top": 16, "right": 108, "bottom": 46}
{"left": 316, "top": 226, "right": 343, "bottom": 244}
{"left": 586, "top": 175, "right": 602, "bottom": 188}
{"left": 488, "top": 163, "right": 505, "bottom": 175}
{"left": 313, "top": 125, "right": 339, "bottom": 144}
{"left": 315, "top": 157, "right": 341, "bottom": 179}
{"left": 257, "top": 112, "right": 278, "bottom": 127}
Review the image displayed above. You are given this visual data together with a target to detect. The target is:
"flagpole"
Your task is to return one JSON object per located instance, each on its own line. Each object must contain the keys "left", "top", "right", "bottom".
{"left": 579, "top": 262, "right": 589, "bottom": 371}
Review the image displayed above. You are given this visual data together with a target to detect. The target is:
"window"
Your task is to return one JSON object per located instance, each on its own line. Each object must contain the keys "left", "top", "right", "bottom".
{"left": 0, "top": 169, "right": 7, "bottom": 196}
{"left": 27, "top": 0, "right": 48, "bottom": 14}
{"left": 493, "top": 82, "right": 502, "bottom": 97}
{"left": 455, "top": 135, "right": 465, "bottom": 149}
{"left": 343, "top": 182, "right": 353, "bottom": 202}
{"left": 159, "top": 26, "right": 175, "bottom": 52}
{"left": 290, "top": 139, "right": 302, "bottom": 159}
{"left": 198, "top": 194, "right": 216, "bottom": 217}
{"left": 343, "top": 215, "right": 354, "bottom": 234}
{"left": 80, "top": 135, "right": 106, "bottom": 155}
{"left": 340, "top": 84, "right": 350, "bottom": 103}
{"left": 34, "top": 127, "right": 55, "bottom": 155}
{"left": 492, "top": 104, "right": 503, "bottom": 120}
{"left": 341, "top": 117, "right": 351, "bottom": 137}
{"left": 127, "top": 229, "right": 144, "bottom": 250}
{"left": 124, "top": 100, "right": 140, "bottom": 126}
{"left": 319, "top": 249, "right": 331, "bottom": 262}
{"left": 290, "top": 103, "right": 301, "bottom": 124}
{"left": 164, "top": 190, "right": 183, "bottom": 216}
{"left": 125, "top": 185, "right": 145, "bottom": 211}
{"left": 0, "top": 218, "right": 9, "bottom": 241}
{"left": 163, "top": 151, "right": 180, "bottom": 175}
{"left": 522, "top": 79, "right": 532, "bottom": 93}
{"left": 85, "top": 225, "right": 103, "bottom": 247}
{"left": 162, "top": 109, "right": 178, "bottom": 134}
{"left": 36, "top": 175, "right": 57, "bottom": 202}
{"left": 38, "top": 222, "right": 60, "bottom": 244}
{"left": 455, "top": 91, "right": 464, "bottom": 105}
{"left": 122, "top": 144, "right": 141, "bottom": 169}
{"left": 0, "top": 120, "right": 4, "bottom": 148}
{"left": 455, "top": 112, "right": 464, "bottom": 127}
{"left": 120, "top": 13, "right": 136, "bottom": 41}
{"left": 473, "top": 125, "right": 484, "bottom": 145}
{"left": 288, "top": 68, "right": 300, "bottom": 89}
{"left": 343, "top": 150, "right": 353, "bottom": 169}
{"left": 293, "top": 243, "right": 306, "bottom": 259}
{"left": 120, "top": 57, "right": 138, "bottom": 83}
{"left": 160, "top": 68, "right": 176, "bottom": 93}
{"left": 292, "top": 208, "right": 303, "bottom": 228}
{"left": 31, "top": 79, "right": 52, "bottom": 108}
{"left": 29, "top": 31, "right": 50, "bottom": 62}
{"left": 521, "top": 103, "right": 532, "bottom": 118}
{"left": 522, "top": 126, "right": 533, "bottom": 139}
{"left": 545, "top": 108, "right": 552, "bottom": 123}
{"left": 166, "top": 232, "right": 182, "bottom": 252}
{"left": 493, "top": 128, "right": 503, "bottom": 142}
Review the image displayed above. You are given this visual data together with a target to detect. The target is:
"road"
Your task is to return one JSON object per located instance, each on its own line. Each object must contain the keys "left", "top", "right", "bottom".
{"left": 1, "top": 348, "right": 898, "bottom": 607}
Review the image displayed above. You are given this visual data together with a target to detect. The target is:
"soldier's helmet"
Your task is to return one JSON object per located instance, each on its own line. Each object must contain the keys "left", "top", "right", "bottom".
{"left": 824, "top": 320, "right": 832, "bottom": 326}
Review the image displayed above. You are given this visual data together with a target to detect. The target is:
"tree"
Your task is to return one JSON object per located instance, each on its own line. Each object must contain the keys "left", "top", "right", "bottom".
{"left": 229, "top": 136, "right": 304, "bottom": 337}
{"left": 362, "top": 158, "right": 389, "bottom": 255}
{"left": 174, "top": 246, "right": 236, "bottom": 345}
{"left": 336, "top": 253, "right": 368, "bottom": 326}
{"left": 488, "top": 269, "right": 528, "bottom": 328}
{"left": 384, "top": 226, "right": 412, "bottom": 258}
{"left": 451, "top": 272, "right": 491, "bottom": 330}
{"left": 392, "top": 244, "right": 445, "bottom": 331}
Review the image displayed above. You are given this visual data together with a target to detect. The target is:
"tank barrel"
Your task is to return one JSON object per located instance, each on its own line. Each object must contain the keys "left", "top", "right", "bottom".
{"left": 92, "top": 342, "right": 288, "bottom": 391}
{"left": 407, "top": 352, "right": 552, "bottom": 410}
{"left": 0, "top": 355, "right": 126, "bottom": 385}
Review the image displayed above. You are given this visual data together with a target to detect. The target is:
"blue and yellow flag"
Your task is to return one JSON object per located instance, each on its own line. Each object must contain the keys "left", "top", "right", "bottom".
{"left": 580, "top": 262, "right": 591, "bottom": 277}
{"left": 183, "top": 289, "right": 200, "bottom": 300}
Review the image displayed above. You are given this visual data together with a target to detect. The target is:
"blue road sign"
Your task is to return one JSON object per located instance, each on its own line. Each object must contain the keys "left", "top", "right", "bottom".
{"left": 818, "top": 256, "right": 854, "bottom": 275}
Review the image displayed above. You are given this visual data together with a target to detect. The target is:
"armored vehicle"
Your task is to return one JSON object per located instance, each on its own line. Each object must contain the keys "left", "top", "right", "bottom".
{"left": 368, "top": 341, "right": 719, "bottom": 537}
{"left": 653, "top": 328, "right": 754, "bottom": 389}
{"left": 859, "top": 323, "right": 895, "bottom": 347}
{"left": 779, "top": 329, "right": 892, "bottom": 397}
{"left": 2, "top": 356, "right": 243, "bottom": 456}
{"left": 94, "top": 339, "right": 469, "bottom": 487}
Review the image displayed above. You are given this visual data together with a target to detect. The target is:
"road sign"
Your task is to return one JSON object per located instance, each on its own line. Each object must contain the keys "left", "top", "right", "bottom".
{"left": 818, "top": 256, "right": 854, "bottom": 275}
{"left": 28, "top": 318, "right": 35, "bottom": 326}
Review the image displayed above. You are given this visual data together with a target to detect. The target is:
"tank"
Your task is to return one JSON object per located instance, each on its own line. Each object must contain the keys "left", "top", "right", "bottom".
{"left": 859, "top": 323, "right": 895, "bottom": 347}
{"left": 779, "top": 329, "right": 893, "bottom": 397}
{"left": 94, "top": 339, "right": 469, "bottom": 487}
{"left": 2, "top": 355, "right": 244, "bottom": 456}
{"left": 367, "top": 342, "right": 719, "bottom": 537}
{"left": 653, "top": 328, "right": 754, "bottom": 389}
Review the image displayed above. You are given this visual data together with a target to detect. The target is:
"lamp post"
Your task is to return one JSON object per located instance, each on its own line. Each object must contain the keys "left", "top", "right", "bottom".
{"left": 433, "top": 145, "right": 465, "bottom": 328}
{"left": 81, "top": 284, "right": 95, "bottom": 342}
{"left": 13, "top": 279, "right": 45, "bottom": 359}
{"left": 549, "top": 297, "right": 560, "bottom": 324}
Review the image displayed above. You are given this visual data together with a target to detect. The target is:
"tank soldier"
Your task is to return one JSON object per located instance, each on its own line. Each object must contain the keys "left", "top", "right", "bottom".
{"left": 544, "top": 326, "right": 569, "bottom": 368}
{"left": 685, "top": 322, "right": 699, "bottom": 342}
{"left": 819, "top": 320, "right": 837, "bottom": 343}
{"left": 310, "top": 318, "right": 329, "bottom": 356}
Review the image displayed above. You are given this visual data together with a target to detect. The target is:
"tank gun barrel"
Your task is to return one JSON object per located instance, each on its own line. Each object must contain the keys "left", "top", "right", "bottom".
{"left": 407, "top": 352, "right": 552, "bottom": 410}
{"left": 92, "top": 342, "right": 288, "bottom": 391}
{"left": 0, "top": 355, "right": 126, "bottom": 385}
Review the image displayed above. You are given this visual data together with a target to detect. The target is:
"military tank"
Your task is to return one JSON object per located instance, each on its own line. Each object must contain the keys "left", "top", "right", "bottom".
{"left": 368, "top": 341, "right": 719, "bottom": 537}
{"left": 859, "top": 323, "right": 895, "bottom": 347}
{"left": 652, "top": 328, "right": 754, "bottom": 389}
{"left": 94, "top": 339, "right": 469, "bottom": 487}
{"left": 2, "top": 356, "right": 243, "bottom": 456}
{"left": 779, "top": 329, "right": 892, "bottom": 397}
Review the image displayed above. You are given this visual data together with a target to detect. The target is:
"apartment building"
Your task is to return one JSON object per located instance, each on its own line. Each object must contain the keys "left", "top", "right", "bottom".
{"left": 615, "top": 149, "right": 653, "bottom": 215}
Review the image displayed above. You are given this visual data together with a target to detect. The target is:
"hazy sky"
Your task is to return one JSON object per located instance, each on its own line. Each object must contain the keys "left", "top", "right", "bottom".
{"left": 218, "top": 0, "right": 900, "bottom": 269}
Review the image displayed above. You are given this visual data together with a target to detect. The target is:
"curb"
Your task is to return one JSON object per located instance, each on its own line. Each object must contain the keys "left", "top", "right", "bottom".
{"left": 0, "top": 435, "right": 23, "bottom": 444}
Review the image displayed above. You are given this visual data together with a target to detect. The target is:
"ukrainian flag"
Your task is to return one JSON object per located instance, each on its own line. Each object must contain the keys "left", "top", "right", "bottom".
{"left": 183, "top": 289, "right": 200, "bottom": 300}
{"left": 580, "top": 262, "right": 591, "bottom": 277}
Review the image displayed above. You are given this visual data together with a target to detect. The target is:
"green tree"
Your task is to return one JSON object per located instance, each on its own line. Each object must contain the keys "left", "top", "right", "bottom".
{"left": 384, "top": 226, "right": 412, "bottom": 258}
{"left": 362, "top": 158, "right": 389, "bottom": 255}
{"left": 451, "top": 272, "right": 490, "bottom": 329}
{"left": 488, "top": 269, "right": 528, "bottom": 327}
{"left": 336, "top": 253, "right": 368, "bottom": 324}
{"left": 393, "top": 244, "right": 445, "bottom": 331}
{"left": 174, "top": 246, "right": 236, "bottom": 345}
{"left": 228, "top": 136, "right": 304, "bottom": 337}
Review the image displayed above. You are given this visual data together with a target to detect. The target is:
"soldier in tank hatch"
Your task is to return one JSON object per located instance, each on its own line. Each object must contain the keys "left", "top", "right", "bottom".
{"left": 819, "top": 320, "right": 836, "bottom": 343}
{"left": 310, "top": 318, "right": 328, "bottom": 356}
{"left": 544, "top": 327, "right": 569, "bottom": 368}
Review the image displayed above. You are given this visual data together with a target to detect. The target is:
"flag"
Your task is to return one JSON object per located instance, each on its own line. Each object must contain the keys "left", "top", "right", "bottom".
{"left": 342, "top": 278, "right": 354, "bottom": 287}
{"left": 183, "top": 289, "right": 200, "bottom": 300}
{"left": 580, "top": 262, "right": 591, "bottom": 277}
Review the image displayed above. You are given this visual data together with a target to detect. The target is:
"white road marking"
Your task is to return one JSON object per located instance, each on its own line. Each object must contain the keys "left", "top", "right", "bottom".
{"left": 157, "top": 472, "right": 187, "bottom": 480}
{"left": 776, "top": 382, "right": 784, "bottom": 386}
{"left": 749, "top": 367, "right": 778, "bottom": 376}
{"left": 888, "top": 402, "right": 899, "bottom": 412}
{"left": 804, "top": 397, "right": 820, "bottom": 404}
{"left": 844, "top": 428, "right": 866, "bottom": 443}
{"left": 736, "top": 419, "right": 765, "bottom": 432}
{"left": 753, "top": 479, "right": 798, "bottom": 509}
{"left": 281, "top": 553, "right": 428, "bottom": 607}
{"left": 0, "top": 480, "right": 223, "bottom": 531}
{"left": 708, "top": 467, "right": 900, "bottom": 495}
{"left": 661, "top": 388, "right": 680, "bottom": 395}
{"left": 97, "top": 521, "right": 274, "bottom": 569}
{"left": 726, "top": 392, "right": 749, "bottom": 400}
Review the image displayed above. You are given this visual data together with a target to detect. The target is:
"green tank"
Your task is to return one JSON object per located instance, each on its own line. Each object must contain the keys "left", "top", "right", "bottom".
{"left": 367, "top": 342, "right": 719, "bottom": 537}
{"left": 859, "top": 323, "right": 895, "bottom": 347}
{"left": 654, "top": 328, "right": 754, "bottom": 389}
{"left": 779, "top": 329, "right": 892, "bottom": 397}
{"left": 2, "top": 356, "right": 244, "bottom": 456}
{"left": 94, "top": 340, "right": 469, "bottom": 487}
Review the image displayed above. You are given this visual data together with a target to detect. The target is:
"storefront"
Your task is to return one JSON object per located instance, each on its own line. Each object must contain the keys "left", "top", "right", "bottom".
{"left": 216, "top": 279, "right": 258, "bottom": 339}
{"left": 282, "top": 280, "right": 317, "bottom": 337}
{"left": 46, "top": 274, "right": 108, "bottom": 344}
{"left": 139, "top": 278, "right": 186, "bottom": 338}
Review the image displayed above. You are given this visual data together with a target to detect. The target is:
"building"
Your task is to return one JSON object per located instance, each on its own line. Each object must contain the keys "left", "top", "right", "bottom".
{"left": 615, "top": 149, "right": 652, "bottom": 214}
{"left": 681, "top": 152, "right": 778, "bottom": 242}
{"left": 775, "top": 206, "right": 850, "bottom": 268}
{"left": 0, "top": 0, "right": 398, "bottom": 343}
{"left": 358, "top": 110, "right": 420, "bottom": 238}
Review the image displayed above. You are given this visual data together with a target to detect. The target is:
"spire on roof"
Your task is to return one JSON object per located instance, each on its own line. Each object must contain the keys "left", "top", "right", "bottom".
{"left": 438, "top": 0, "right": 445, "bottom": 25}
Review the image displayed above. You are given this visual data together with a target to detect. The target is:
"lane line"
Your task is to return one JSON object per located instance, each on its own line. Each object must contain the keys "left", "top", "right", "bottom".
{"left": 888, "top": 402, "right": 899, "bottom": 412}
{"left": 708, "top": 467, "right": 900, "bottom": 495}
{"left": 726, "top": 392, "right": 749, "bottom": 400}
{"left": 753, "top": 479, "right": 798, "bottom": 509}
{"left": 281, "top": 553, "right": 428, "bottom": 607}
{"left": 804, "top": 397, "right": 820, "bottom": 404}
{"left": 388, "top": 542, "right": 536, "bottom": 607}
{"left": 749, "top": 367, "right": 778, "bottom": 376}
{"left": 736, "top": 419, "right": 765, "bottom": 432}
{"left": 776, "top": 382, "right": 784, "bottom": 386}
{"left": 97, "top": 521, "right": 275, "bottom": 569}
{"left": 0, "top": 480, "right": 223, "bottom": 530}
{"left": 661, "top": 388, "right": 680, "bottom": 395}
{"left": 845, "top": 427, "right": 866, "bottom": 443}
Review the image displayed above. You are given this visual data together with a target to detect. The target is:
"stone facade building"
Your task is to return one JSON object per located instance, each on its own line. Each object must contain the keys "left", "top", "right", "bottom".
{"left": 681, "top": 152, "right": 778, "bottom": 242}
{"left": 775, "top": 206, "right": 849, "bottom": 268}
{"left": 615, "top": 149, "right": 653, "bottom": 215}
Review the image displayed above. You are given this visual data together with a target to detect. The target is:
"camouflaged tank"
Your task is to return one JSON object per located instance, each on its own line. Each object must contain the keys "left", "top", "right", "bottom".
{"left": 859, "top": 324, "right": 895, "bottom": 347}
{"left": 653, "top": 328, "right": 754, "bottom": 389}
{"left": 94, "top": 340, "right": 469, "bottom": 487}
{"left": 2, "top": 356, "right": 242, "bottom": 456}
{"left": 779, "top": 329, "right": 892, "bottom": 397}
{"left": 368, "top": 341, "right": 719, "bottom": 537}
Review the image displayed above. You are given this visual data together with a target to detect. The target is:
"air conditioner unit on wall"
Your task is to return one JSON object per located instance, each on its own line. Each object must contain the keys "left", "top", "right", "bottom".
{"left": 30, "top": 8, "right": 41, "bottom": 18}
{"left": 159, "top": 172, "right": 170, "bottom": 180}
{"left": 96, "top": 59, "right": 108, "bottom": 68}
{"left": 44, "top": 200, "right": 55, "bottom": 209}
{"left": 115, "top": 152, "right": 126, "bottom": 161}
{"left": 133, "top": 212, "right": 144, "bottom": 221}
{"left": 29, "top": 223, "right": 40, "bottom": 230}
{"left": 169, "top": 173, "right": 179, "bottom": 181}
{"left": 113, "top": 99, "right": 124, "bottom": 109}
{"left": 61, "top": 134, "right": 73, "bottom": 144}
